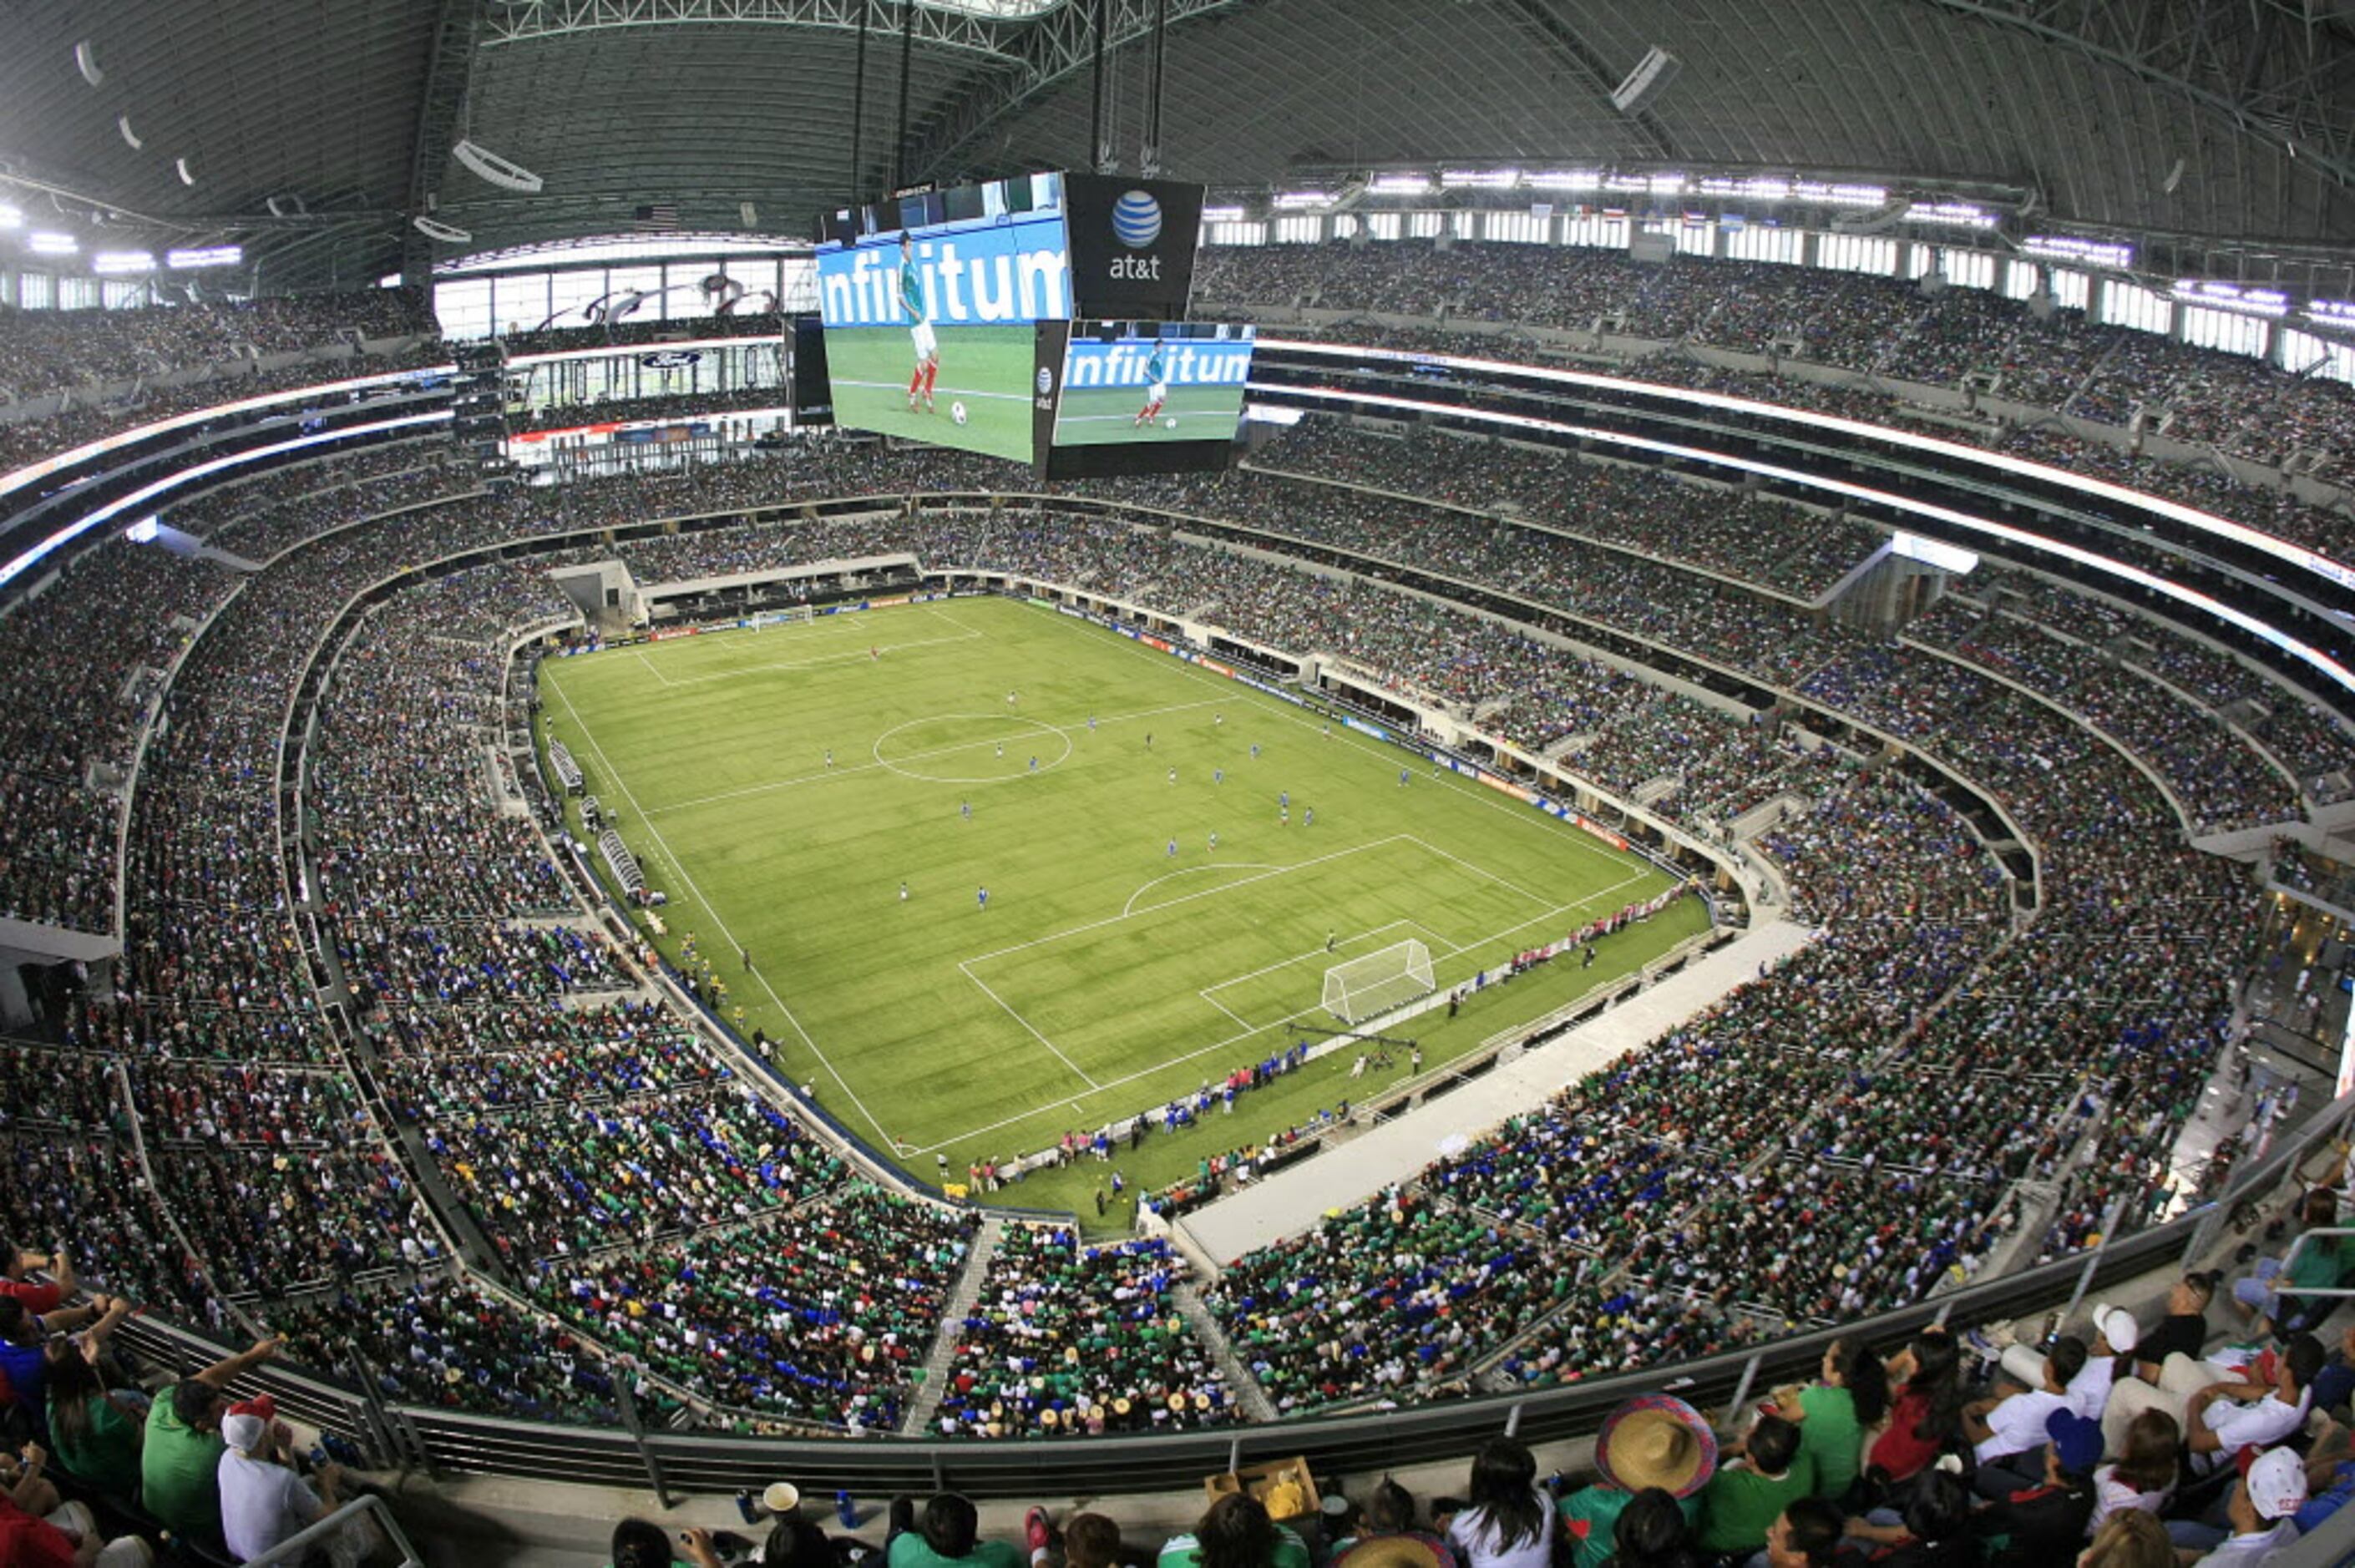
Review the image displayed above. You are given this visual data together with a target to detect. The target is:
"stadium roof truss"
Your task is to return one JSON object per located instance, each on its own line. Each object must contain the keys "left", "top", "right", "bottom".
{"left": 3, "top": 0, "right": 2355, "bottom": 291}
{"left": 1922, "top": 0, "right": 2355, "bottom": 200}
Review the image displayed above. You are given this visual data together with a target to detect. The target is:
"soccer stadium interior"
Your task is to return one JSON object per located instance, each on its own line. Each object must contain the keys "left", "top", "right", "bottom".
{"left": 9, "top": 1, "right": 2355, "bottom": 1565}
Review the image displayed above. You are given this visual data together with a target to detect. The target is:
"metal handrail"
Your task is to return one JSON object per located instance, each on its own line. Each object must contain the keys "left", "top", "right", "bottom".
{"left": 2266, "top": 1224, "right": 2355, "bottom": 1297}
{"left": 236, "top": 1494, "right": 421, "bottom": 1568}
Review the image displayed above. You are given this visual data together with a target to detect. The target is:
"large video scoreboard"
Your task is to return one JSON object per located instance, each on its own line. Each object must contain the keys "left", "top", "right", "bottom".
{"left": 813, "top": 173, "right": 1253, "bottom": 474}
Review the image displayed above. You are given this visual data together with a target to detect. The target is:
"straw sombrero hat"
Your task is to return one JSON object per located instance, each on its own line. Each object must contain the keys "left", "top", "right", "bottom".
{"left": 1594, "top": 1394, "right": 1717, "bottom": 1498}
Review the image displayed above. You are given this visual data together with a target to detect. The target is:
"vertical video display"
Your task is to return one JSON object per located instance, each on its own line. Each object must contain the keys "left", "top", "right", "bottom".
{"left": 813, "top": 173, "right": 1068, "bottom": 463}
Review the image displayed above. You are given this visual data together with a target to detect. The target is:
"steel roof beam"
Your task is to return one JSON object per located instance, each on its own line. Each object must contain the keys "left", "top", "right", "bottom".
{"left": 1917, "top": 0, "right": 2355, "bottom": 195}
{"left": 900, "top": 0, "right": 1244, "bottom": 181}
{"left": 482, "top": 0, "right": 1016, "bottom": 59}
{"left": 404, "top": 0, "right": 491, "bottom": 281}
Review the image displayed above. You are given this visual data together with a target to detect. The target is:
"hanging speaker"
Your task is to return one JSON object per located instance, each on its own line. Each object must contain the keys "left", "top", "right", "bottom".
{"left": 452, "top": 139, "right": 544, "bottom": 195}
{"left": 73, "top": 41, "right": 102, "bottom": 87}
{"left": 413, "top": 214, "right": 473, "bottom": 244}
{"left": 1610, "top": 47, "right": 1679, "bottom": 114}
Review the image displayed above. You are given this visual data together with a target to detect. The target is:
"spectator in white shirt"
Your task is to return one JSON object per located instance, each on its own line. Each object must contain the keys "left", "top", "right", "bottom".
{"left": 215, "top": 1398, "right": 343, "bottom": 1565}
{"left": 1965, "top": 1336, "right": 2081, "bottom": 1492}
{"left": 2185, "top": 1446, "right": 2306, "bottom": 1565}
{"left": 2181, "top": 1335, "right": 2326, "bottom": 1478}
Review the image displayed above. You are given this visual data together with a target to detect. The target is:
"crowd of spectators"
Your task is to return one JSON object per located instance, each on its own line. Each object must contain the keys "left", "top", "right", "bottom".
{"left": 1199, "top": 238, "right": 2355, "bottom": 476}
{"left": 934, "top": 1227, "right": 1233, "bottom": 1437}
{"left": 0, "top": 295, "right": 2318, "bottom": 1478}
{"left": 0, "top": 287, "right": 434, "bottom": 402}
{"left": 528, "top": 1182, "right": 977, "bottom": 1431}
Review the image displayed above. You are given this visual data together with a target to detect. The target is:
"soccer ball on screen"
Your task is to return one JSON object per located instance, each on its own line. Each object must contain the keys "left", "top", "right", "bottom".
{"left": 950, "top": 401, "right": 969, "bottom": 426}
{"left": 1163, "top": 416, "right": 1178, "bottom": 429}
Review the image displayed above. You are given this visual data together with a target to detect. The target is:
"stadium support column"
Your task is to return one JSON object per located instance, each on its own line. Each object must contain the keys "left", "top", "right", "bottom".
{"left": 894, "top": 0, "right": 916, "bottom": 192}
{"left": 850, "top": 0, "right": 870, "bottom": 204}
{"left": 1141, "top": 0, "right": 1167, "bottom": 177}
{"left": 1091, "top": 0, "right": 1111, "bottom": 174}
{"left": 452, "top": 336, "right": 513, "bottom": 483}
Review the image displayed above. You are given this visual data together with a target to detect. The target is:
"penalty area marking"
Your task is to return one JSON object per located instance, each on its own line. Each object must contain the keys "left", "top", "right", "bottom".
{"left": 1118, "top": 861, "right": 1281, "bottom": 918}
{"left": 626, "top": 609, "right": 981, "bottom": 688}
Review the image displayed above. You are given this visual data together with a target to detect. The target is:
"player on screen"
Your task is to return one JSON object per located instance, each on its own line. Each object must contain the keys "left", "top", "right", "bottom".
{"left": 900, "top": 232, "right": 939, "bottom": 414}
{"left": 1132, "top": 341, "right": 1170, "bottom": 427}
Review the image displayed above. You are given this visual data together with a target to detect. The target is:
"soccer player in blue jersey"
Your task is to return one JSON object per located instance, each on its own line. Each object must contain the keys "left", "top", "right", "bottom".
{"left": 900, "top": 232, "right": 938, "bottom": 413}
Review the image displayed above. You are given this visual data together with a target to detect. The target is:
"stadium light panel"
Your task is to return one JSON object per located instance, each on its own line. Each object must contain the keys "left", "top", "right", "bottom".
{"left": 1368, "top": 174, "right": 1433, "bottom": 195}
{"left": 1270, "top": 190, "right": 1331, "bottom": 210}
{"left": 1199, "top": 205, "right": 1246, "bottom": 223}
{"left": 165, "top": 245, "right": 241, "bottom": 270}
{"left": 1902, "top": 201, "right": 1998, "bottom": 229}
{"left": 0, "top": 205, "right": 19, "bottom": 229}
{"left": 2308, "top": 300, "right": 2355, "bottom": 328}
{"left": 2024, "top": 235, "right": 2133, "bottom": 270}
{"left": 1526, "top": 170, "right": 1603, "bottom": 191}
{"left": 2172, "top": 279, "right": 2289, "bottom": 317}
{"left": 92, "top": 250, "right": 155, "bottom": 274}
{"left": 1797, "top": 180, "right": 1887, "bottom": 206}
{"left": 1440, "top": 168, "right": 1522, "bottom": 190}
{"left": 28, "top": 231, "right": 78, "bottom": 255}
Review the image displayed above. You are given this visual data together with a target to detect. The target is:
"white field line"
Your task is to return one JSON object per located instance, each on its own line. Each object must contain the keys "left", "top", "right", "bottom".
{"left": 648, "top": 694, "right": 1233, "bottom": 817}
{"left": 1403, "top": 832, "right": 1562, "bottom": 911}
{"left": 631, "top": 604, "right": 985, "bottom": 688}
{"left": 1201, "top": 918, "right": 1431, "bottom": 1003}
{"left": 957, "top": 963, "right": 1106, "bottom": 1090}
{"left": 918, "top": 878, "right": 1664, "bottom": 1156}
{"left": 541, "top": 677, "right": 904, "bottom": 1151}
{"left": 1072, "top": 618, "right": 1637, "bottom": 874}
{"left": 934, "top": 834, "right": 1581, "bottom": 1144}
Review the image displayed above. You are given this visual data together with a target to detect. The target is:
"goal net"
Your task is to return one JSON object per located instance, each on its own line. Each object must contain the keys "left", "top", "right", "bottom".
{"left": 1322, "top": 938, "right": 1436, "bottom": 1024}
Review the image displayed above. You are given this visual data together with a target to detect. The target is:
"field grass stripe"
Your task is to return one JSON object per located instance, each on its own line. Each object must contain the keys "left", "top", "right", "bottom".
{"left": 649, "top": 694, "right": 1232, "bottom": 817}
{"left": 957, "top": 960, "right": 1105, "bottom": 1090}
{"left": 541, "top": 676, "right": 906, "bottom": 1151}
{"left": 1067, "top": 614, "right": 1634, "bottom": 873}
{"left": 1403, "top": 832, "right": 1564, "bottom": 911}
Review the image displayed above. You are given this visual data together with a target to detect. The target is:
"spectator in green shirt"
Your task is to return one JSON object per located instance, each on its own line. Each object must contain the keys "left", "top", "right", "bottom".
{"left": 889, "top": 1494, "right": 1025, "bottom": 1568}
{"left": 610, "top": 1516, "right": 722, "bottom": 1567}
{"left": 1775, "top": 1336, "right": 1887, "bottom": 1506}
{"left": 1695, "top": 1414, "right": 1814, "bottom": 1556}
{"left": 1559, "top": 1394, "right": 1714, "bottom": 1568}
{"left": 2231, "top": 1186, "right": 2347, "bottom": 1338}
{"left": 44, "top": 1333, "right": 145, "bottom": 1492}
{"left": 139, "top": 1333, "right": 281, "bottom": 1547}
{"left": 1158, "top": 1495, "right": 1312, "bottom": 1568}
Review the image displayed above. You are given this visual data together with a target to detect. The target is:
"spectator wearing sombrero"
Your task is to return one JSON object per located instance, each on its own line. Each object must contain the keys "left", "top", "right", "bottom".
{"left": 1561, "top": 1395, "right": 1716, "bottom": 1568}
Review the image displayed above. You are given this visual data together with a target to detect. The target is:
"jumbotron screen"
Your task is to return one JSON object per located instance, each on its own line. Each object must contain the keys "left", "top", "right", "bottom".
{"left": 1049, "top": 321, "right": 1255, "bottom": 448}
{"left": 813, "top": 174, "right": 1070, "bottom": 463}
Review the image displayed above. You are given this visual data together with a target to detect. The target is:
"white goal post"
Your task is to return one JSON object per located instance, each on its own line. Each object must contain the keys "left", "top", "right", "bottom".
{"left": 1322, "top": 938, "right": 1436, "bottom": 1024}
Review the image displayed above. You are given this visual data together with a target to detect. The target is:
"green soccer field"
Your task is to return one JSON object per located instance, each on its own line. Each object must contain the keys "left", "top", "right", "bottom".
{"left": 823, "top": 323, "right": 1037, "bottom": 461}
{"left": 538, "top": 598, "right": 1709, "bottom": 1222}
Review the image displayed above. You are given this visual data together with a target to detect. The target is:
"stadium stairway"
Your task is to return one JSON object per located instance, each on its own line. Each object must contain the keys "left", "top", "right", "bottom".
{"left": 899, "top": 1216, "right": 1006, "bottom": 1435}
{"left": 1171, "top": 1278, "right": 1279, "bottom": 1424}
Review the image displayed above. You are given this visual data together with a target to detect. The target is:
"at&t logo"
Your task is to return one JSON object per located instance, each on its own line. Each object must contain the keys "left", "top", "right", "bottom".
{"left": 1108, "top": 189, "right": 1163, "bottom": 281}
